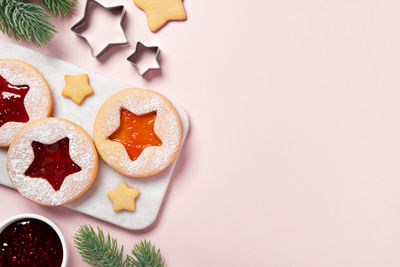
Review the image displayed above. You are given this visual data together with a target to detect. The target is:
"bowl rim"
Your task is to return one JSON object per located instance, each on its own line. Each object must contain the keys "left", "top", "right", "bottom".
{"left": 0, "top": 213, "right": 68, "bottom": 267}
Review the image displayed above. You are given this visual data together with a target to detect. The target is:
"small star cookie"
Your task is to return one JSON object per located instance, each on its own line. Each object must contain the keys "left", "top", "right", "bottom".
{"left": 62, "top": 74, "right": 94, "bottom": 105}
{"left": 107, "top": 182, "right": 140, "bottom": 212}
{"left": 133, "top": 0, "right": 187, "bottom": 32}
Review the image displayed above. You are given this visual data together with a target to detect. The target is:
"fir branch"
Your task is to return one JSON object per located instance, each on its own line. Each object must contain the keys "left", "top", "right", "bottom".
{"left": 126, "top": 240, "right": 166, "bottom": 267}
{"left": 74, "top": 225, "right": 167, "bottom": 267}
{"left": 74, "top": 225, "right": 125, "bottom": 267}
{"left": 0, "top": 0, "right": 56, "bottom": 46}
{"left": 0, "top": 0, "right": 76, "bottom": 46}
{"left": 42, "top": 0, "right": 77, "bottom": 17}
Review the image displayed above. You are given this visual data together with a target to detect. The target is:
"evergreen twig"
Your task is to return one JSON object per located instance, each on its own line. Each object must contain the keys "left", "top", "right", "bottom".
{"left": 126, "top": 240, "right": 166, "bottom": 267}
{"left": 42, "top": 0, "right": 77, "bottom": 17}
{"left": 0, "top": 0, "right": 76, "bottom": 46}
{"left": 74, "top": 225, "right": 125, "bottom": 267}
{"left": 74, "top": 225, "right": 166, "bottom": 267}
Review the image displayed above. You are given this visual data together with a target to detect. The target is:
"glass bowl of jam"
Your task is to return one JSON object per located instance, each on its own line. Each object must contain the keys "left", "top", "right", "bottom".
{"left": 0, "top": 213, "right": 68, "bottom": 267}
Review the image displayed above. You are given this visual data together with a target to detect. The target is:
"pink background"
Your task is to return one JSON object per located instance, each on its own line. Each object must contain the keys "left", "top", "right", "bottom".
{"left": 1, "top": 0, "right": 400, "bottom": 266}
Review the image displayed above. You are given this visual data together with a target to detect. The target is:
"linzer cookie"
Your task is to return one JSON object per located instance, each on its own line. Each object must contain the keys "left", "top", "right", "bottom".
{"left": 7, "top": 118, "right": 98, "bottom": 206}
{"left": 0, "top": 59, "right": 52, "bottom": 147}
{"left": 93, "top": 88, "right": 182, "bottom": 177}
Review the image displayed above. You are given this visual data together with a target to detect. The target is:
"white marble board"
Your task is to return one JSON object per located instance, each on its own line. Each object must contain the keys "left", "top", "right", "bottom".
{"left": 0, "top": 43, "right": 189, "bottom": 230}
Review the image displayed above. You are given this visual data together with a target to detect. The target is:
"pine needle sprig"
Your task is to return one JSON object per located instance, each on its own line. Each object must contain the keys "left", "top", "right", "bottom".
{"left": 74, "top": 225, "right": 167, "bottom": 267}
{"left": 126, "top": 240, "right": 166, "bottom": 267}
{"left": 42, "top": 0, "right": 77, "bottom": 17}
{"left": 74, "top": 225, "right": 125, "bottom": 267}
{"left": 0, "top": 0, "right": 76, "bottom": 46}
{"left": 0, "top": 0, "right": 56, "bottom": 46}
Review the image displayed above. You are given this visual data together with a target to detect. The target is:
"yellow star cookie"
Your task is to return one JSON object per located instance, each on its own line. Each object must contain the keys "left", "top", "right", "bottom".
{"left": 134, "top": 0, "right": 187, "bottom": 32}
{"left": 62, "top": 74, "right": 94, "bottom": 105}
{"left": 107, "top": 182, "right": 140, "bottom": 212}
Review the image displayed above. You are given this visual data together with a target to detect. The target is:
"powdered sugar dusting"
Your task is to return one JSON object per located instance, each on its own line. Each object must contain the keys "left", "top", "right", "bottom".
{"left": 0, "top": 60, "right": 51, "bottom": 146}
{"left": 7, "top": 118, "right": 97, "bottom": 205}
{"left": 2, "top": 92, "right": 21, "bottom": 99}
{"left": 94, "top": 88, "right": 182, "bottom": 177}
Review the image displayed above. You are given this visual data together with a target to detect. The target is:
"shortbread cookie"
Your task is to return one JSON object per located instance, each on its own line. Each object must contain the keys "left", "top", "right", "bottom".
{"left": 0, "top": 59, "right": 52, "bottom": 147}
{"left": 7, "top": 118, "right": 98, "bottom": 206}
{"left": 62, "top": 74, "right": 94, "bottom": 105}
{"left": 107, "top": 182, "right": 140, "bottom": 212}
{"left": 93, "top": 88, "right": 182, "bottom": 177}
{"left": 133, "top": 0, "right": 187, "bottom": 32}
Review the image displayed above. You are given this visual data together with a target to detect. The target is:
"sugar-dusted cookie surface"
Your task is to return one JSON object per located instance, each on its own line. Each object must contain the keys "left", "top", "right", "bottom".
{"left": 0, "top": 59, "right": 52, "bottom": 147}
{"left": 133, "top": 0, "right": 187, "bottom": 32}
{"left": 7, "top": 118, "right": 98, "bottom": 206}
{"left": 62, "top": 74, "right": 94, "bottom": 105}
{"left": 93, "top": 88, "right": 183, "bottom": 177}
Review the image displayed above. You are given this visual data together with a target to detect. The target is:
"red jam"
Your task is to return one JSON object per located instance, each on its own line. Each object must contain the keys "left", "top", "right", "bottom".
{"left": 0, "top": 218, "right": 63, "bottom": 266}
{"left": 109, "top": 108, "right": 162, "bottom": 161}
{"left": 0, "top": 75, "right": 30, "bottom": 127}
{"left": 25, "top": 137, "right": 82, "bottom": 191}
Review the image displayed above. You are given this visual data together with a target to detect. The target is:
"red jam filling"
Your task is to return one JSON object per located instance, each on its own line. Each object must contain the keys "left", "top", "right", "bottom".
{"left": 109, "top": 108, "right": 162, "bottom": 161}
{"left": 24, "top": 137, "right": 82, "bottom": 191}
{"left": 0, "top": 218, "right": 63, "bottom": 266}
{"left": 0, "top": 75, "right": 30, "bottom": 127}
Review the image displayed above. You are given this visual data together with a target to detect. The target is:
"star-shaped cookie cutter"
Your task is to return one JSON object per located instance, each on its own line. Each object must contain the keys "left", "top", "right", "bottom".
{"left": 127, "top": 42, "right": 161, "bottom": 76}
{"left": 71, "top": 0, "right": 129, "bottom": 59}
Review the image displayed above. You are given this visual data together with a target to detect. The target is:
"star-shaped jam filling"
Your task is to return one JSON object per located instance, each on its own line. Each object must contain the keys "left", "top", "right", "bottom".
{"left": 24, "top": 137, "right": 82, "bottom": 191}
{"left": 109, "top": 108, "right": 162, "bottom": 161}
{"left": 0, "top": 75, "right": 30, "bottom": 127}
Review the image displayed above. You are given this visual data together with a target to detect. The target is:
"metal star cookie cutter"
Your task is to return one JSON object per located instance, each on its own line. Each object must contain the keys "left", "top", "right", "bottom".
{"left": 127, "top": 42, "right": 161, "bottom": 76}
{"left": 71, "top": 0, "right": 129, "bottom": 59}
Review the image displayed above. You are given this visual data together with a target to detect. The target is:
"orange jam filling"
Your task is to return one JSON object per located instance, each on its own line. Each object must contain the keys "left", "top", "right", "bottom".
{"left": 109, "top": 108, "right": 162, "bottom": 161}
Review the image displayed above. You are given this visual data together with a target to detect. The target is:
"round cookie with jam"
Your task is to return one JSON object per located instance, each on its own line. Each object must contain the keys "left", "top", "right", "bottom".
{"left": 7, "top": 118, "right": 98, "bottom": 206}
{"left": 0, "top": 59, "right": 52, "bottom": 147}
{"left": 93, "top": 88, "right": 182, "bottom": 177}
